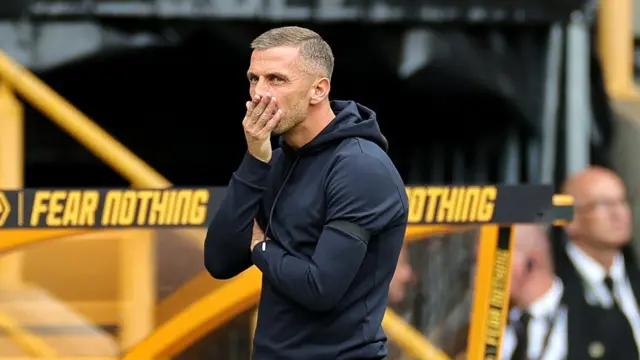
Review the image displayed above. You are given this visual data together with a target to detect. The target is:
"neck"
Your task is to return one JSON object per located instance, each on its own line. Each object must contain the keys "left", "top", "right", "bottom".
{"left": 574, "top": 241, "right": 618, "bottom": 270}
{"left": 517, "top": 273, "right": 554, "bottom": 309}
{"left": 283, "top": 101, "right": 335, "bottom": 149}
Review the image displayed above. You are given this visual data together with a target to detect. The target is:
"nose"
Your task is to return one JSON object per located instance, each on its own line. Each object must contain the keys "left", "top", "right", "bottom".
{"left": 255, "top": 77, "right": 270, "bottom": 97}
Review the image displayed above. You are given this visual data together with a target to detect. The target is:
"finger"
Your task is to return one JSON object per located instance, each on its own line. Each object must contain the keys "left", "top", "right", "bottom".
{"left": 255, "top": 97, "right": 277, "bottom": 128}
{"left": 243, "top": 101, "right": 255, "bottom": 126}
{"left": 261, "top": 109, "right": 283, "bottom": 135}
{"left": 245, "top": 100, "right": 254, "bottom": 116}
{"left": 250, "top": 93, "right": 271, "bottom": 123}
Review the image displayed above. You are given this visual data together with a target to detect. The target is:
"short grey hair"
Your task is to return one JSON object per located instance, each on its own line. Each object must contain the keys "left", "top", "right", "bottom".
{"left": 251, "top": 26, "right": 334, "bottom": 79}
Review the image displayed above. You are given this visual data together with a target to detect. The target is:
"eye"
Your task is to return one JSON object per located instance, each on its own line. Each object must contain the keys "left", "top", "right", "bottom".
{"left": 248, "top": 75, "right": 258, "bottom": 84}
{"left": 269, "top": 75, "right": 285, "bottom": 84}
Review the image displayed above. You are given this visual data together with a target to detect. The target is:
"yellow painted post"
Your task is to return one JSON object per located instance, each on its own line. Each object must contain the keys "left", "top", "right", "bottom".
{"left": 466, "top": 225, "right": 514, "bottom": 360}
{"left": 119, "top": 230, "right": 156, "bottom": 349}
{"left": 0, "top": 81, "right": 24, "bottom": 287}
{"left": 598, "top": 0, "right": 634, "bottom": 97}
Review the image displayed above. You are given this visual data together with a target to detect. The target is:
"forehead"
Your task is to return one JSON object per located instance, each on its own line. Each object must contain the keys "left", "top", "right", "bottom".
{"left": 248, "top": 46, "right": 301, "bottom": 75}
{"left": 572, "top": 172, "right": 626, "bottom": 202}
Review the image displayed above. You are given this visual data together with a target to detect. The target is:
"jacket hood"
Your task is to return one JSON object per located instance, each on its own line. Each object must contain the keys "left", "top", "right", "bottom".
{"left": 282, "top": 100, "right": 388, "bottom": 154}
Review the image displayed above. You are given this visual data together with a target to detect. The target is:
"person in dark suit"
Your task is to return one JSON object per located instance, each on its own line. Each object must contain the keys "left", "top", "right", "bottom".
{"left": 557, "top": 166, "right": 640, "bottom": 359}
{"left": 505, "top": 223, "right": 630, "bottom": 360}
{"left": 502, "top": 224, "right": 566, "bottom": 360}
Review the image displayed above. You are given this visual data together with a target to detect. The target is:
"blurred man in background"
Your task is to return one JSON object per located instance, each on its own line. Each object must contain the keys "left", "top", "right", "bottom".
{"left": 504, "top": 223, "right": 626, "bottom": 360}
{"left": 559, "top": 166, "right": 640, "bottom": 358}
{"left": 389, "top": 245, "right": 414, "bottom": 305}
{"left": 502, "top": 224, "right": 566, "bottom": 360}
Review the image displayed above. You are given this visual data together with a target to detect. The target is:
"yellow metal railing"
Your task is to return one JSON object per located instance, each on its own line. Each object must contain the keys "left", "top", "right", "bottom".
{"left": 0, "top": 52, "right": 168, "bottom": 187}
{"left": 0, "top": 311, "right": 58, "bottom": 357}
{"left": 599, "top": 0, "right": 637, "bottom": 100}
{"left": 384, "top": 309, "right": 450, "bottom": 359}
{"left": 0, "top": 72, "right": 43, "bottom": 358}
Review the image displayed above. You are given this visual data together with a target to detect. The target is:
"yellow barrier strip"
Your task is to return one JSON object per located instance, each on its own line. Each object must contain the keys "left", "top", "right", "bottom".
{"left": 383, "top": 309, "right": 450, "bottom": 360}
{"left": 0, "top": 310, "right": 57, "bottom": 357}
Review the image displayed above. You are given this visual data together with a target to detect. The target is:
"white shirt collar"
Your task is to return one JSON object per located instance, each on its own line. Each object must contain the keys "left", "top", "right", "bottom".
{"left": 566, "top": 241, "right": 625, "bottom": 283}
{"left": 510, "top": 277, "right": 564, "bottom": 321}
{"left": 529, "top": 277, "right": 564, "bottom": 319}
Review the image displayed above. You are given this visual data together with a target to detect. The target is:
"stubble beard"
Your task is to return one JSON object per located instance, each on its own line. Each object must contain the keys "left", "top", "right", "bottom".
{"left": 273, "top": 104, "right": 307, "bottom": 136}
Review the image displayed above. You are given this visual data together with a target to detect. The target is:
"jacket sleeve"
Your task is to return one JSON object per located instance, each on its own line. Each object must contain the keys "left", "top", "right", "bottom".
{"left": 251, "top": 153, "right": 406, "bottom": 311}
{"left": 204, "top": 152, "right": 271, "bottom": 279}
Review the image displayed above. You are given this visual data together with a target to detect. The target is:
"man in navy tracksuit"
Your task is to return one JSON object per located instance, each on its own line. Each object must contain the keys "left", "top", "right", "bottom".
{"left": 204, "top": 26, "right": 408, "bottom": 360}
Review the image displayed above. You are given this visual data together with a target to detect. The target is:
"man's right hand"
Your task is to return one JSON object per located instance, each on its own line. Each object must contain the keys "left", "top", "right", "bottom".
{"left": 243, "top": 93, "right": 283, "bottom": 163}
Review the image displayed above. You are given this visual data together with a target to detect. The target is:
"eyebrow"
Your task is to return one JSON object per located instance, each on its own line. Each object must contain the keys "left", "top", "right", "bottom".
{"left": 246, "top": 71, "right": 290, "bottom": 80}
{"left": 269, "top": 72, "right": 289, "bottom": 79}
